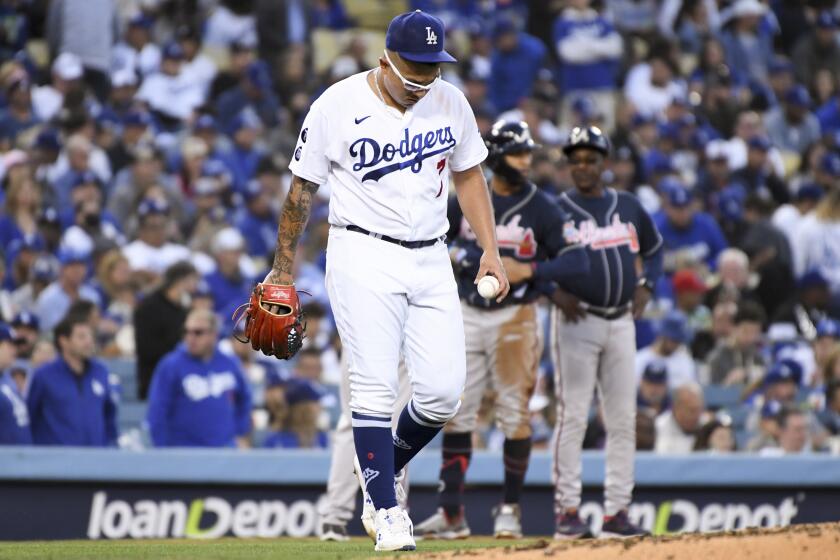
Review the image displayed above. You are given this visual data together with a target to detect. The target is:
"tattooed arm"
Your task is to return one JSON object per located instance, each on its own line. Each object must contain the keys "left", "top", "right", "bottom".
{"left": 264, "top": 175, "right": 321, "bottom": 285}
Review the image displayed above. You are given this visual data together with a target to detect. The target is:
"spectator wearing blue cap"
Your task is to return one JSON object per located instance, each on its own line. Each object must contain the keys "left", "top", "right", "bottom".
{"left": 112, "top": 14, "right": 161, "bottom": 78}
{"left": 218, "top": 108, "right": 267, "bottom": 193}
{"left": 746, "top": 398, "right": 782, "bottom": 451}
{"left": 764, "top": 85, "right": 821, "bottom": 155}
{"left": 729, "top": 136, "right": 790, "bottom": 206}
{"left": 635, "top": 310, "right": 697, "bottom": 390}
{"left": 121, "top": 197, "right": 191, "bottom": 283}
{"left": 262, "top": 378, "right": 328, "bottom": 449}
{"left": 216, "top": 60, "right": 280, "bottom": 134}
{"left": 637, "top": 360, "right": 671, "bottom": 416}
{"left": 758, "top": 359, "right": 802, "bottom": 408}
{"left": 811, "top": 318, "right": 840, "bottom": 385}
{"left": 554, "top": 0, "right": 622, "bottom": 131}
{"left": 8, "top": 254, "right": 59, "bottom": 318}
{"left": 106, "top": 110, "right": 153, "bottom": 174}
{"left": 147, "top": 308, "right": 252, "bottom": 447}
{"left": 135, "top": 41, "right": 206, "bottom": 129}
{"left": 654, "top": 179, "right": 728, "bottom": 275}
{"left": 707, "top": 300, "right": 766, "bottom": 385}
{"left": 486, "top": 16, "right": 546, "bottom": 113}
{"left": 0, "top": 322, "right": 30, "bottom": 444}
{"left": 26, "top": 314, "right": 117, "bottom": 446}
{"left": 33, "top": 247, "right": 100, "bottom": 333}
{"left": 791, "top": 11, "right": 840, "bottom": 96}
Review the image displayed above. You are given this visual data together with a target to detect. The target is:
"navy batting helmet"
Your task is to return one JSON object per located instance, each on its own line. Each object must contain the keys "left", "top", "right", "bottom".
{"left": 485, "top": 120, "right": 538, "bottom": 186}
{"left": 563, "top": 125, "right": 610, "bottom": 156}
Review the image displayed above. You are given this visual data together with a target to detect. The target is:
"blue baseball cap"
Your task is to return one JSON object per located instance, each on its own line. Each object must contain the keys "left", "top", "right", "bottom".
{"left": 795, "top": 183, "right": 824, "bottom": 202}
{"left": 816, "top": 318, "right": 840, "bottom": 339}
{"left": 128, "top": 14, "right": 154, "bottom": 30}
{"left": 162, "top": 41, "right": 185, "bottom": 60}
{"left": 659, "top": 310, "right": 692, "bottom": 344}
{"left": 768, "top": 58, "right": 793, "bottom": 75}
{"left": 718, "top": 188, "right": 745, "bottom": 221}
{"left": 642, "top": 361, "right": 668, "bottom": 384}
{"left": 194, "top": 114, "right": 217, "bottom": 132}
{"left": 667, "top": 185, "right": 693, "bottom": 208}
{"left": 57, "top": 247, "right": 90, "bottom": 266}
{"left": 265, "top": 368, "right": 287, "bottom": 389}
{"left": 12, "top": 311, "right": 39, "bottom": 330}
{"left": 34, "top": 128, "right": 61, "bottom": 151}
{"left": 284, "top": 378, "right": 323, "bottom": 405}
{"left": 798, "top": 269, "right": 828, "bottom": 290}
{"left": 246, "top": 61, "right": 273, "bottom": 91}
{"left": 137, "top": 197, "right": 170, "bottom": 217}
{"left": 817, "top": 11, "right": 837, "bottom": 29}
{"left": 385, "top": 10, "right": 457, "bottom": 64}
{"left": 764, "top": 359, "right": 803, "bottom": 387}
{"left": 72, "top": 171, "right": 101, "bottom": 189}
{"left": 231, "top": 109, "right": 262, "bottom": 132}
{"left": 30, "top": 254, "right": 59, "bottom": 281}
{"left": 748, "top": 135, "right": 772, "bottom": 151}
{"left": 123, "top": 110, "right": 152, "bottom": 128}
{"left": 785, "top": 85, "right": 811, "bottom": 107}
{"left": 760, "top": 399, "right": 783, "bottom": 419}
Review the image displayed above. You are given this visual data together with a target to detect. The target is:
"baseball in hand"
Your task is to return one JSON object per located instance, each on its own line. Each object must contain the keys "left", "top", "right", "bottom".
{"left": 477, "top": 275, "right": 500, "bottom": 299}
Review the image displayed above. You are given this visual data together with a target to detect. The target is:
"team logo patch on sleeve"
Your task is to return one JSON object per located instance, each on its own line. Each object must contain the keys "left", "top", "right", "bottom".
{"left": 294, "top": 146, "right": 302, "bottom": 161}
{"left": 301, "top": 128, "right": 308, "bottom": 143}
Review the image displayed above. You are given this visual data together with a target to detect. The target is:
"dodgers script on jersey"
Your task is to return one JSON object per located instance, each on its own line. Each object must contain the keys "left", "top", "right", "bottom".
{"left": 289, "top": 71, "right": 487, "bottom": 241}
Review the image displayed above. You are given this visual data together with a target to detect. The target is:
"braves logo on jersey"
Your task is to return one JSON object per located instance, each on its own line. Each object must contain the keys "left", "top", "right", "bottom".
{"left": 460, "top": 214, "right": 537, "bottom": 258}
{"left": 349, "top": 126, "right": 457, "bottom": 182}
{"left": 562, "top": 214, "right": 640, "bottom": 253}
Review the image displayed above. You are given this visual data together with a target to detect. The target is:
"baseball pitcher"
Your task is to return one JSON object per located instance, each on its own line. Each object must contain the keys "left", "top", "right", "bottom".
{"left": 255, "top": 10, "right": 509, "bottom": 552}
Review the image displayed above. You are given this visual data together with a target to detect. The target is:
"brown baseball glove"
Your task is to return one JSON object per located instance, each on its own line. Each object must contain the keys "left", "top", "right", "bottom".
{"left": 233, "top": 283, "right": 306, "bottom": 359}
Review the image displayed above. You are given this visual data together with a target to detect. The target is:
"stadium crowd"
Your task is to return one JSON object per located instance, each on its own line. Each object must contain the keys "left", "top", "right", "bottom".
{"left": 1, "top": 0, "right": 840, "bottom": 457}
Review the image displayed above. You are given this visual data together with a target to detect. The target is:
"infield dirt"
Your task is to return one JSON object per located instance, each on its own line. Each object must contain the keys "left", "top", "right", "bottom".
{"left": 416, "top": 522, "right": 840, "bottom": 559}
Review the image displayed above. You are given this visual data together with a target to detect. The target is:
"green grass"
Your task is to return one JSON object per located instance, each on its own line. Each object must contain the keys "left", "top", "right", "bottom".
{"left": 0, "top": 537, "right": 544, "bottom": 559}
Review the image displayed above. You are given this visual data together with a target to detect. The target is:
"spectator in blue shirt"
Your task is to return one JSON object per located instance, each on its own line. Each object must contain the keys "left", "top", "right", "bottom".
{"left": 719, "top": 0, "right": 776, "bottom": 85}
{"left": 0, "top": 323, "right": 30, "bottom": 444}
{"left": 203, "top": 228, "right": 256, "bottom": 319}
{"left": 262, "top": 378, "right": 328, "bottom": 449}
{"left": 218, "top": 109, "right": 266, "bottom": 193}
{"left": 26, "top": 315, "right": 118, "bottom": 446}
{"left": 147, "top": 308, "right": 252, "bottom": 448}
{"left": 553, "top": 0, "right": 622, "bottom": 130}
{"left": 34, "top": 248, "right": 101, "bottom": 333}
{"left": 488, "top": 19, "right": 547, "bottom": 113}
{"left": 655, "top": 182, "right": 729, "bottom": 276}
{"left": 216, "top": 60, "right": 280, "bottom": 134}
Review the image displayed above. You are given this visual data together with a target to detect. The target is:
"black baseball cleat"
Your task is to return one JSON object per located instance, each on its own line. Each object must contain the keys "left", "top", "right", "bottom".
{"left": 600, "top": 509, "right": 649, "bottom": 538}
{"left": 553, "top": 509, "right": 593, "bottom": 540}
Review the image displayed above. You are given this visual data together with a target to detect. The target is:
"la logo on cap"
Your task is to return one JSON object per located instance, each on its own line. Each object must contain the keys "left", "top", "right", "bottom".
{"left": 425, "top": 26, "right": 438, "bottom": 45}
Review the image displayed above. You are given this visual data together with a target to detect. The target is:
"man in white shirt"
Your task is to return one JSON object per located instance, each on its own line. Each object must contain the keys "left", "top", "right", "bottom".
{"left": 654, "top": 383, "right": 705, "bottom": 453}
{"left": 32, "top": 53, "right": 85, "bottom": 122}
{"left": 111, "top": 14, "right": 161, "bottom": 78}
{"left": 135, "top": 42, "right": 205, "bottom": 127}
{"left": 121, "top": 198, "right": 191, "bottom": 284}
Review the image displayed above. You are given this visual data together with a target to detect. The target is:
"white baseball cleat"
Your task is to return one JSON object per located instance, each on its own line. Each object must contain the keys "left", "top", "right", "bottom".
{"left": 352, "top": 454, "right": 377, "bottom": 540}
{"left": 374, "top": 506, "right": 416, "bottom": 552}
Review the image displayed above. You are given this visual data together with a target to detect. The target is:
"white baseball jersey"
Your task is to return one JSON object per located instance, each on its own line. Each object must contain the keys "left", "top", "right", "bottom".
{"left": 289, "top": 71, "right": 488, "bottom": 241}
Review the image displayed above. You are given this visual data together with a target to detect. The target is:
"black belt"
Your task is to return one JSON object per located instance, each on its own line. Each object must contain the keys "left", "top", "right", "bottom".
{"left": 345, "top": 225, "right": 444, "bottom": 249}
{"left": 580, "top": 302, "right": 631, "bottom": 320}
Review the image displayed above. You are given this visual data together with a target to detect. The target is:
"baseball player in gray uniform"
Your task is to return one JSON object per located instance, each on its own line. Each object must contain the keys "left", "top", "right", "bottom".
{"left": 271, "top": 10, "right": 509, "bottom": 551}
{"left": 416, "top": 120, "right": 589, "bottom": 539}
{"left": 551, "top": 126, "right": 663, "bottom": 539}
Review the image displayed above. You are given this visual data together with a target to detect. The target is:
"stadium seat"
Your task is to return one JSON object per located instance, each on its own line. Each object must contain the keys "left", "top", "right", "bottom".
{"left": 119, "top": 401, "right": 148, "bottom": 432}
{"left": 704, "top": 384, "right": 744, "bottom": 409}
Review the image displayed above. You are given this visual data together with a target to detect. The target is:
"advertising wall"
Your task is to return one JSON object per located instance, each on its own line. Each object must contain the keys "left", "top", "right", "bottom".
{"left": 2, "top": 448, "right": 838, "bottom": 540}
